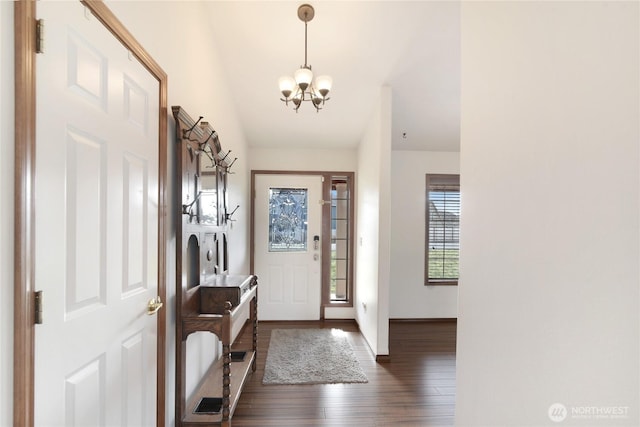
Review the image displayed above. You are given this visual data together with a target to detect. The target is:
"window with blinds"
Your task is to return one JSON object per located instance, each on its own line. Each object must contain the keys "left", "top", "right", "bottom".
{"left": 425, "top": 174, "right": 460, "bottom": 285}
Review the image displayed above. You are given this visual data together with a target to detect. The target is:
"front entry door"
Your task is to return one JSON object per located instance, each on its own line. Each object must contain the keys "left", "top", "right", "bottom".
{"left": 34, "top": 3, "right": 160, "bottom": 425}
{"left": 254, "top": 174, "right": 323, "bottom": 320}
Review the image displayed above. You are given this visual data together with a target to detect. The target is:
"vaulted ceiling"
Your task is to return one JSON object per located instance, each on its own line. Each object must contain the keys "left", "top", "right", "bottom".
{"left": 204, "top": 1, "right": 460, "bottom": 152}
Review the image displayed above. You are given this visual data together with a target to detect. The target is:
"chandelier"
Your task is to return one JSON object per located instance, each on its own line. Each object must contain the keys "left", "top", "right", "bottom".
{"left": 278, "top": 4, "right": 332, "bottom": 112}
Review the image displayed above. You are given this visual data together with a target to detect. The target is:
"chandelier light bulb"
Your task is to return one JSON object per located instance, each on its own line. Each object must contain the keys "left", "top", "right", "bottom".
{"left": 315, "top": 75, "right": 332, "bottom": 98}
{"left": 294, "top": 67, "right": 313, "bottom": 92}
{"left": 292, "top": 93, "right": 302, "bottom": 108}
{"left": 278, "top": 75, "right": 296, "bottom": 99}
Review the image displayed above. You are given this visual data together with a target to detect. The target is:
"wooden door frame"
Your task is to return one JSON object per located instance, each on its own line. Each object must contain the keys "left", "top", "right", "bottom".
{"left": 13, "top": 1, "right": 168, "bottom": 426}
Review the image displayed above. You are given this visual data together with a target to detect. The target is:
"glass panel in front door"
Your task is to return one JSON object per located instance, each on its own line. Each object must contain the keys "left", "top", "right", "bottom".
{"left": 268, "top": 188, "right": 308, "bottom": 252}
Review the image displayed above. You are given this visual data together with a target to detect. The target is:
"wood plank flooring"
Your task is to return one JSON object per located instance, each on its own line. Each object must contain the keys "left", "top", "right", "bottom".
{"left": 230, "top": 320, "right": 456, "bottom": 426}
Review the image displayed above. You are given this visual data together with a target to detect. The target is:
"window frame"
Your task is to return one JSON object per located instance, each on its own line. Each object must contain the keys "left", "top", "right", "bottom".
{"left": 425, "top": 174, "right": 460, "bottom": 286}
{"left": 322, "top": 174, "right": 355, "bottom": 308}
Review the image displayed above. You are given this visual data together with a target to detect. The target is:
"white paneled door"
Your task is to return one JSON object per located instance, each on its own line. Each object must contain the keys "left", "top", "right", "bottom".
{"left": 254, "top": 174, "right": 323, "bottom": 320}
{"left": 34, "top": 3, "right": 159, "bottom": 426}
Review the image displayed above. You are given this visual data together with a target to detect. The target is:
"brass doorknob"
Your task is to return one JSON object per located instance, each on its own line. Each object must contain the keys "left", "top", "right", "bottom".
{"left": 147, "top": 296, "right": 163, "bottom": 315}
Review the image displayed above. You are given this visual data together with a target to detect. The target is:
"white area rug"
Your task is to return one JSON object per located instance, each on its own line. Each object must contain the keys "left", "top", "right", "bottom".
{"left": 262, "top": 328, "right": 369, "bottom": 385}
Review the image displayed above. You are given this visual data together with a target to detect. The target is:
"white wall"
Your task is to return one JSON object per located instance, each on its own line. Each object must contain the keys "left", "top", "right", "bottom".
{"left": 457, "top": 2, "right": 639, "bottom": 426}
{"left": 107, "top": 0, "right": 251, "bottom": 275}
{"left": 104, "top": 2, "right": 250, "bottom": 424}
{"left": 0, "top": 3, "right": 14, "bottom": 426}
{"left": 390, "top": 151, "right": 459, "bottom": 319}
{"left": 355, "top": 87, "right": 392, "bottom": 356}
{"left": 250, "top": 147, "right": 357, "bottom": 172}
{"left": 376, "top": 87, "right": 392, "bottom": 356}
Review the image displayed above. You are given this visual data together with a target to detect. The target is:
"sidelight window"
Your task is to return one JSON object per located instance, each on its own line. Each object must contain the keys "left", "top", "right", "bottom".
{"left": 330, "top": 178, "right": 350, "bottom": 302}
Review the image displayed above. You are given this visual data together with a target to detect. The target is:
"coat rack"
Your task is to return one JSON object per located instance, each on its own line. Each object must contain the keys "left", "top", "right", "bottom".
{"left": 171, "top": 106, "right": 257, "bottom": 427}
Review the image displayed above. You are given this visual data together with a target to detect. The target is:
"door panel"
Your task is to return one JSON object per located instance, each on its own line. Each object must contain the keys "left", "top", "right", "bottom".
{"left": 64, "top": 356, "right": 105, "bottom": 426}
{"left": 255, "top": 174, "right": 322, "bottom": 320}
{"left": 34, "top": 3, "right": 159, "bottom": 426}
{"left": 65, "top": 127, "right": 107, "bottom": 318}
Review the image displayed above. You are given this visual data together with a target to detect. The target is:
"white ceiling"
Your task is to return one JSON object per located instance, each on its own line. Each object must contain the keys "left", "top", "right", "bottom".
{"left": 205, "top": 1, "right": 460, "bottom": 152}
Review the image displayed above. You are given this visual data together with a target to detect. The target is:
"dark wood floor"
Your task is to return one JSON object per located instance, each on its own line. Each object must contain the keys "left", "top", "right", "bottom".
{"left": 231, "top": 320, "right": 456, "bottom": 426}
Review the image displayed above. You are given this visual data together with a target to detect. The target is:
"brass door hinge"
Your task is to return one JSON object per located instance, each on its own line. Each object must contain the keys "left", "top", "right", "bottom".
{"left": 35, "top": 290, "right": 43, "bottom": 324}
{"left": 36, "top": 19, "right": 44, "bottom": 54}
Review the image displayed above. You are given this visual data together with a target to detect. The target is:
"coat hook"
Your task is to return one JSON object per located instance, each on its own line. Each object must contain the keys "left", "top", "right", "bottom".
{"left": 227, "top": 157, "right": 238, "bottom": 171}
{"left": 198, "top": 129, "right": 216, "bottom": 152}
{"left": 183, "top": 116, "right": 203, "bottom": 141}
{"left": 220, "top": 150, "right": 232, "bottom": 162}
{"left": 225, "top": 204, "right": 240, "bottom": 222}
{"left": 182, "top": 191, "right": 203, "bottom": 221}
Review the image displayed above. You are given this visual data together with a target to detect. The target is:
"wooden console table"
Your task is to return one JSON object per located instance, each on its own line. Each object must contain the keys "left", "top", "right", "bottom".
{"left": 178, "top": 275, "right": 257, "bottom": 427}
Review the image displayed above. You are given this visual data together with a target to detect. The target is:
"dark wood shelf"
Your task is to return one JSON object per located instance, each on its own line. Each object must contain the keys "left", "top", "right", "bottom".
{"left": 182, "top": 350, "right": 256, "bottom": 426}
{"left": 178, "top": 282, "right": 257, "bottom": 427}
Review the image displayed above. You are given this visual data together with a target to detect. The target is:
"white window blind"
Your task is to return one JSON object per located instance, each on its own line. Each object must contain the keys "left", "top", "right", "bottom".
{"left": 426, "top": 174, "right": 460, "bottom": 284}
